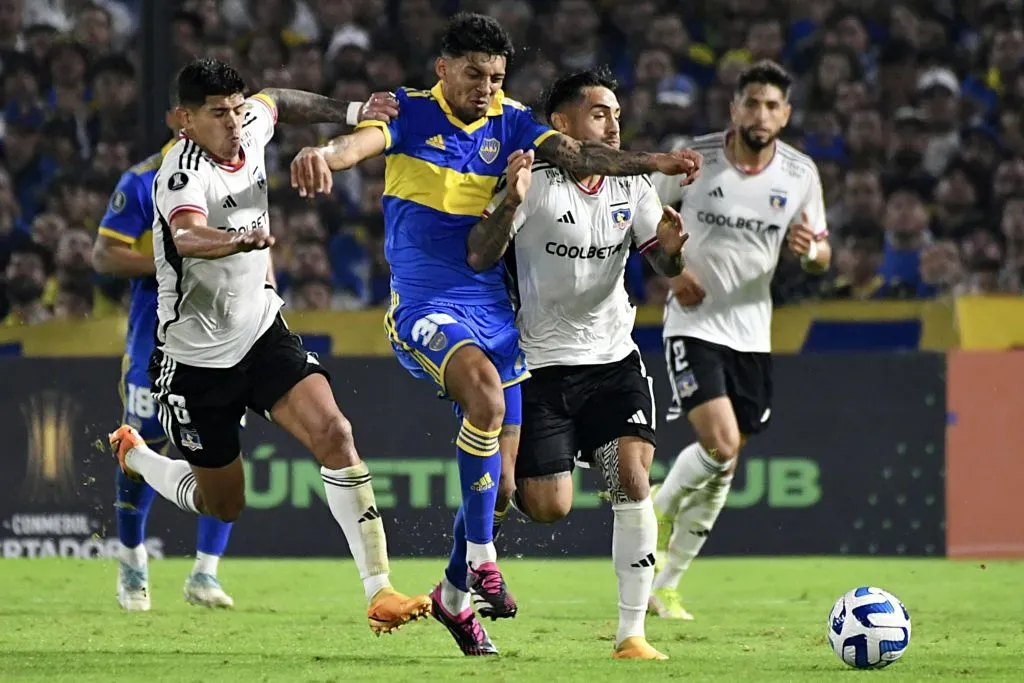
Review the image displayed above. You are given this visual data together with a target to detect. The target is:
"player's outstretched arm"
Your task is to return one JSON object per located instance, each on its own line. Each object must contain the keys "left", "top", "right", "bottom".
{"left": 535, "top": 133, "right": 703, "bottom": 184}
{"left": 92, "top": 234, "right": 155, "bottom": 278}
{"left": 258, "top": 88, "right": 398, "bottom": 125}
{"left": 170, "top": 211, "right": 274, "bottom": 260}
{"left": 467, "top": 150, "right": 534, "bottom": 272}
{"left": 291, "top": 127, "right": 388, "bottom": 197}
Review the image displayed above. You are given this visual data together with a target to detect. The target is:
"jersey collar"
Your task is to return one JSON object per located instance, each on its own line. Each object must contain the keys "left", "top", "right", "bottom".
{"left": 724, "top": 130, "right": 777, "bottom": 176}
{"left": 430, "top": 81, "right": 504, "bottom": 134}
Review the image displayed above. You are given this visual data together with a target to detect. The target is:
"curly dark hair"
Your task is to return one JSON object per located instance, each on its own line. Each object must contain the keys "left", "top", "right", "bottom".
{"left": 544, "top": 66, "right": 618, "bottom": 121}
{"left": 439, "top": 12, "right": 514, "bottom": 61}
{"left": 736, "top": 60, "right": 794, "bottom": 99}
{"left": 175, "top": 58, "right": 246, "bottom": 107}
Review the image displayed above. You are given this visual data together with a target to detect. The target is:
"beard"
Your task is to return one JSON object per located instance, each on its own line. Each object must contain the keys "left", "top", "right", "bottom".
{"left": 738, "top": 126, "right": 778, "bottom": 152}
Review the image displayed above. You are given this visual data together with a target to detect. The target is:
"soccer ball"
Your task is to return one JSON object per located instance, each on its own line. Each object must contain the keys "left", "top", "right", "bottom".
{"left": 827, "top": 586, "right": 911, "bottom": 669}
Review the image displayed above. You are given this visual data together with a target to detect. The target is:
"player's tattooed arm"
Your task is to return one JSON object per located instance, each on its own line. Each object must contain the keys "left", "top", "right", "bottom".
{"left": 258, "top": 89, "right": 399, "bottom": 125}
{"left": 466, "top": 199, "right": 517, "bottom": 272}
{"left": 467, "top": 150, "right": 535, "bottom": 271}
{"left": 535, "top": 133, "right": 703, "bottom": 182}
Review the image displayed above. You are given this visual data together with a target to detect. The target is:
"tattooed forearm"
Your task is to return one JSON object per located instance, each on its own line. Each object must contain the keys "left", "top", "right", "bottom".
{"left": 536, "top": 134, "right": 656, "bottom": 177}
{"left": 466, "top": 199, "right": 518, "bottom": 272}
{"left": 260, "top": 88, "right": 351, "bottom": 125}
{"left": 644, "top": 244, "right": 685, "bottom": 277}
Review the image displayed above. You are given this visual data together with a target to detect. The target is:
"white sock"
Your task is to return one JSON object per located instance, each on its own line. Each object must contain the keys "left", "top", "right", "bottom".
{"left": 440, "top": 576, "right": 471, "bottom": 614}
{"left": 653, "top": 442, "right": 729, "bottom": 518}
{"left": 612, "top": 498, "right": 657, "bottom": 647}
{"left": 192, "top": 551, "right": 219, "bottom": 576}
{"left": 119, "top": 543, "right": 147, "bottom": 571}
{"left": 466, "top": 541, "right": 497, "bottom": 569}
{"left": 320, "top": 463, "right": 392, "bottom": 603}
{"left": 126, "top": 445, "right": 199, "bottom": 514}
{"left": 653, "top": 474, "right": 733, "bottom": 591}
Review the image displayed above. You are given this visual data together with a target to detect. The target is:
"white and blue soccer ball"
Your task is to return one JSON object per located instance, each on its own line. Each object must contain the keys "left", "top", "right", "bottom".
{"left": 827, "top": 586, "right": 911, "bottom": 669}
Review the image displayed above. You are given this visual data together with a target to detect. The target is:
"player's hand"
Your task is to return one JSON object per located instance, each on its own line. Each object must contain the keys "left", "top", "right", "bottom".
{"left": 670, "top": 270, "right": 706, "bottom": 306}
{"left": 786, "top": 211, "right": 817, "bottom": 256}
{"left": 654, "top": 148, "right": 703, "bottom": 187}
{"left": 358, "top": 91, "right": 399, "bottom": 123}
{"left": 291, "top": 146, "right": 333, "bottom": 198}
{"left": 233, "top": 227, "right": 275, "bottom": 253}
{"left": 505, "top": 149, "right": 534, "bottom": 205}
{"left": 656, "top": 205, "right": 688, "bottom": 255}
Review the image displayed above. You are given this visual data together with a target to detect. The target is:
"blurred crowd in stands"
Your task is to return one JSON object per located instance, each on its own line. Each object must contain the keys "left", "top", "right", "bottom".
{"left": 3, "top": 0, "right": 1024, "bottom": 325}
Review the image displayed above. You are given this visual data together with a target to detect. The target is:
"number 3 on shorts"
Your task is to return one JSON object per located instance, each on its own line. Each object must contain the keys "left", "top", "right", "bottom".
{"left": 411, "top": 313, "right": 457, "bottom": 348}
{"left": 168, "top": 393, "right": 192, "bottom": 424}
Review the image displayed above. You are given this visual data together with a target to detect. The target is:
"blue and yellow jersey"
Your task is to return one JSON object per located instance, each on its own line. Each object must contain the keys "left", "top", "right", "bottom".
{"left": 97, "top": 145, "right": 171, "bottom": 366}
{"left": 356, "top": 83, "right": 557, "bottom": 305}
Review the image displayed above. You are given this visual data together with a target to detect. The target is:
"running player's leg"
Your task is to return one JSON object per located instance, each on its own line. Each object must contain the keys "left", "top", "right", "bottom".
{"left": 651, "top": 338, "right": 750, "bottom": 619}
{"left": 581, "top": 353, "right": 666, "bottom": 660}
{"left": 657, "top": 349, "right": 771, "bottom": 611}
{"left": 246, "top": 315, "right": 428, "bottom": 635}
{"left": 387, "top": 299, "right": 522, "bottom": 653}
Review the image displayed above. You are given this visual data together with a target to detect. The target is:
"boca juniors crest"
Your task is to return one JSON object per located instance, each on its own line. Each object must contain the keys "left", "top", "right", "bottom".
{"left": 479, "top": 138, "right": 500, "bottom": 164}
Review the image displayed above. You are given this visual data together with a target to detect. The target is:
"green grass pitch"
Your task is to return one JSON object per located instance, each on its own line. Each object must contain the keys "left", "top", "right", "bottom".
{"left": 1, "top": 557, "right": 1020, "bottom": 681}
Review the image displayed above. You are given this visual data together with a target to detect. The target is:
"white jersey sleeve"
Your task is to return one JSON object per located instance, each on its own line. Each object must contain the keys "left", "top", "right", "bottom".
{"left": 244, "top": 93, "right": 277, "bottom": 146}
{"left": 154, "top": 143, "right": 210, "bottom": 224}
{"left": 631, "top": 175, "right": 663, "bottom": 255}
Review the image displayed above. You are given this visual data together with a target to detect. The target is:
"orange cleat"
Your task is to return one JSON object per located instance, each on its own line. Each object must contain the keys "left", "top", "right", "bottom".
{"left": 613, "top": 636, "right": 669, "bottom": 660}
{"left": 367, "top": 587, "right": 432, "bottom": 636}
{"left": 109, "top": 424, "right": 145, "bottom": 480}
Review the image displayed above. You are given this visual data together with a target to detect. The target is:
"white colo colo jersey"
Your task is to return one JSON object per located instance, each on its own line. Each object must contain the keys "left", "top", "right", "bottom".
{"left": 152, "top": 94, "right": 281, "bottom": 368}
{"left": 484, "top": 161, "right": 663, "bottom": 369}
{"left": 652, "top": 131, "right": 827, "bottom": 353}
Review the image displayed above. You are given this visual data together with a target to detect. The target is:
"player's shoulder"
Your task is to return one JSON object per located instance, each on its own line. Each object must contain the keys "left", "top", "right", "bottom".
{"left": 526, "top": 160, "right": 565, "bottom": 187}
{"left": 500, "top": 93, "right": 530, "bottom": 113}
{"left": 128, "top": 152, "right": 163, "bottom": 177}
{"left": 687, "top": 131, "right": 727, "bottom": 153}
{"left": 395, "top": 86, "right": 436, "bottom": 109}
{"left": 160, "top": 138, "right": 211, "bottom": 176}
{"left": 775, "top": 140, "right": 821, "bottom": 182}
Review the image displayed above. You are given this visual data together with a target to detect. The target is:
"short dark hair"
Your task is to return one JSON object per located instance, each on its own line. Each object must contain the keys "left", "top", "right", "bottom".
{"left": 544, "top": 67, "right": 618, "bottom": 121}
{"left": 175, "top": 58, "right": 246, "bottom": 108}
{"left": 439, "top": 12, "right": 514, "bottom": 61}
{"left": 736, "top": 60, "right": 793, "bottom": 99}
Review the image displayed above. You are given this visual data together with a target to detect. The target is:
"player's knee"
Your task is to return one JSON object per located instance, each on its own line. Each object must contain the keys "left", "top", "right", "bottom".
{"left": 700, "top": 427, "right": 742, "bottom": 463}
{"left": 313, "top": 413, "right": 357, "bottom": 469}
{"left": 206, "top": 494, "right": 245, "bottom": 522}
{"left": 619, "top": 464, "right": 650, "bottom": 502}
{"left": 465, "top": 383, "right": 505, "bottom": 432}
{"left": 517, "top": 486, "right": 571, "bottom": 523}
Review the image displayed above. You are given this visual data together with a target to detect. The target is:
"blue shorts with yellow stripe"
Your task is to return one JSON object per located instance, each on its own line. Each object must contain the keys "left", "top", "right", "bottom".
{"left": 385, "top": 292, "right": 529, "bottom": 407}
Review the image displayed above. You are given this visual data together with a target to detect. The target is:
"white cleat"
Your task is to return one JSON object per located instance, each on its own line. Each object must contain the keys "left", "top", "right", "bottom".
{"left": 184, "top": 573, "right": 235, "bottom": 608}
{"left": 117, "top": 562, "right": 151, "bottom": 612}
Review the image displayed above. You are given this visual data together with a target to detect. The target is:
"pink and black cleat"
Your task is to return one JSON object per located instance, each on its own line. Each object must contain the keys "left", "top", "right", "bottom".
{"left": 467, "top": 561, "right": 518, "bottom": 621}
{"left": 430, "top": 583, "right": 498, "bottom": 656}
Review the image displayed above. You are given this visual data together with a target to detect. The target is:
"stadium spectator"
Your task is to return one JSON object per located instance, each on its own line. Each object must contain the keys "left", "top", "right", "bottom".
{"left": 7, "top": 0, "right": 1024, "bottom": 325}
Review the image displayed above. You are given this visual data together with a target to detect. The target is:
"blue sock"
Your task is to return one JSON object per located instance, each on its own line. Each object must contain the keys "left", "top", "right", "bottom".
{"left": 115, "top": 466, "right": 157, "bottom": 549}
{"left": 196, "top": 516, "right": 233, "bottom": 557}
{"left": 455, "top": 418, "right": 502, "bottom": 546}
{"left": 444, "top": 505, "right": 469, "bottom": 591}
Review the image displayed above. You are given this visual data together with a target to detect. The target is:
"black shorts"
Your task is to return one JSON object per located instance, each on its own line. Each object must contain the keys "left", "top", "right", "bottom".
{"left": 663, "top": 335, "right": 772, "bottom": 436}
{"left": 516, "top": 351, "right": 656, "bottom": 480}
{"left": 148, "top": 314, "right": 329, "bottom": 468}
